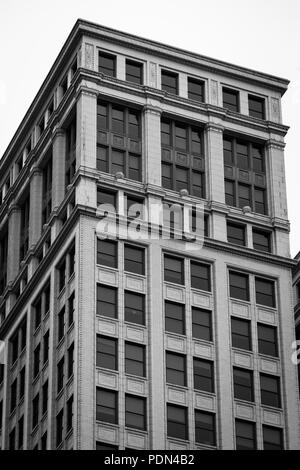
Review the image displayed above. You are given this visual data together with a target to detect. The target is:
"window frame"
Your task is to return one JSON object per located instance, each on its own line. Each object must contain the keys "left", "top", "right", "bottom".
{"left": 98, "top": 51, "right": 116, "bottom": 77}
{"left": 166, "top": 351, "right": 187, "bottom": 387}
{"left": 161, "top": 70, "right": 179, "bottom": 95}
{"left": 222, "top": 87, "right": 240, "bottom": 112}
{"left": 233, "top": 367, "right": 255, "bottom": 403}
{"left": 231, "top": 317, "right": 252, "bottom": 351}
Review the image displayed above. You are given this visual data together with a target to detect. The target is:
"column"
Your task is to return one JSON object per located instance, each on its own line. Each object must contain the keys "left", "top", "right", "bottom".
{"left": 29, "top": 165, "right": 43, "bottom": 249}
{"left": 52, "top": 128, "right": 66, "bottom": 210}
{"left": 205, "top": 123, "right": 227, "bottom": 242}
{"left": 7, "top": 205, "right": 21, "bottom": 283}
{"left": 143, "top": 104, "right": 162, "bottom": 187}
{"left": 76, "top": 89, "right": 97, "bottom": 169}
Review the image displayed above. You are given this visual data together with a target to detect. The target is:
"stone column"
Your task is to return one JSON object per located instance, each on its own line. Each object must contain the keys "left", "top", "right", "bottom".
{"left": 76, "top": 89, "right": 97, "bottom": 169}
{"left": 29, "top": 165, "right": 43, "bottom": 249}
{"left": 143, "top": 104, "right": 162, "bottom": 187}
{"left": 205, "top": 123, "right": 227, "bottom": 241}
{"left": 52, "top": 128, "right": 66, "bottom": 210}
{"left": 7, "top": 205, "right": 21, "bottom": 283}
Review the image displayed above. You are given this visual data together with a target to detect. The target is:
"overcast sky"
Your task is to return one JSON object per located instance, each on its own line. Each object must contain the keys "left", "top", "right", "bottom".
{"left": 0, "top": 0, "right": 299, "bottom": 255}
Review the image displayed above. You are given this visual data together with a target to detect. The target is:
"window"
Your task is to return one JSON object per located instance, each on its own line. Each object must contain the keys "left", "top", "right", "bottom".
{"left": 125, "top": 395, "right": 147, "bottom": 430}
{"left": 34, "top": 297, "right": 42, "bottom": 330}
{"left": 10, "top": 378, "right": 17, "bottom": 412}
{"left": 166, "top": 352, "right": 186, "bottom": 386}
{"left": 56, "top": 410, "right": 64, "bottom": 447}
{"left": 99, "top": 52, "right": 116, "bottom": 77}
{"left": 192, "top": 307, "right": 212, "bottom": 342}
{"left": 167, "top": 404, "right": 188, "bottom": 440}
{"left": 0, "top": 364, "right": 4, "bottom": 385}
{"left": 255, "top": 278, "right": 276, "bottom": 308}
{"left": 69, "top": 244, "right": 75, "bottom": 277}
{"left": 57, "top": 358, "right": 64, "bottom": 393}
{"left": 20, "top": 195, "right": 30, "bottom": 261}
{"left": 195, "top": 410, "right": 216, "bottom": 446}
{"left": 20, "top": 321, "right": 27, "bottom": 351}
{"left": 188, "top": 78, "right": 204, "bottom": 102}
{"left": 96, "top": 388, "right": 118, "bottom": 424}
{"left": 126, "top": 195, "right": 144, "bottom": 219}
{"left": 233, "top": 368, "right": 254, "bottom": 402}
{"left": 223, "top": 88, "right": 239, "bottom": 112}
{"left": 124, "top": 244, "right": 145, "bottom": 275}
{"left": 258, "top": 324, "right": 278, "bottom": 357}
{"left": 249, "top": 95, "right": 265, "bottom": 120}
{"left": 97, "top": 188, "right": 117, "bottom": 208}
{"left": 227, "top": 222, "right": 246, "bottom": 246}
{"left": 190, "top": 261, "right": 211, "bottom": 291}
{"left": 164, "top": 255, "right": 184, "bottom": 285}
{"left": 18, "top": 416, "right": 24, "bottom": 449}
{"left": 32, "top": 394, "right": 39, "bottom": 429}
{"left": 67, "top": 395, "right": 73, "bottom": 432}
{"left": 125, "top": 343, "right": 146, "bottom": 377}
{"left": 97, "top": 285, "right": 118, "bottom": 319}
{"left": 165, "top": 301, "right": 185, "bottom": 335}
{"left": 65, "top": 117, "right": 77, "bottom": 187}
{"left": 223, "top": 136, "right": 267, "bottom": 214}
{"left": 0, "top": 230, "right": 8, "bottom": 295}
{"left": 235, "top": 420, "right": 256, "bottom": 450}
{"left": 97, "top": 103, "right": 142, "bottom": 180}
{"left": 124, "top": 291, "right": 145, "bottom": 326}
{"left": 161, "top": 70, "right": 178, "bottom": 95}
{"left": 58, "top": 259, "right": 66, "bottom": 292}
{"left": 43, "top": 331, "right": 49, "bottom": 364}
{"left": 229, "top": 271, "right": 249, "bottom": 301}
{"left": 231, "top": 317, "right": 252, "bottom": 351}
{"left": 33, "top": 344, "right": 40, "bottom": 378}
{"left": 68, "top": 343, "right": 74, "bottom": 378}
{"left": 68, "top": 293, "right": 75, "bottom": 326}
{"left": 97, "top": 335, "right": 118, "bottom": 371}
{"left": 126, "top": 60, "right": 143, "bottom": 84}
{"left": 260, "top": 374, "right": 281, "bottom": 408}
{"left": 41, "top": 432, "right": 47, "bottom": 450}
{"left": 42, "top": 380, "right": 48, "bottom": 415}
{"left": 9, "top": 428, "right": 16, "bottom": 450}
{"left": 161, "top": 119, "right": 205, "bottom": 197}
{"left": 263, "top": 425, "right": 283, "bottom": 450}
{"left": 193, "top": 358, "right": 214, "bottom": 393}
{"left": 58, "top": 307, "right": 65, "bottom": 341}
{"left": 253, "top": 229, "right": 271, "bottom": 253}
{"left": 97, "top": 239, "right": 118, "bottom": 268}
{"left": 42, "top": 155, "right": 52, "bottom": 225}
{"left": 96, "top": 442, "right": 119, "bottom": 450}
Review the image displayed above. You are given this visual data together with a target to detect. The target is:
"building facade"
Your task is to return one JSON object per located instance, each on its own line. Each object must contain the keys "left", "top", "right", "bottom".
{"left": 0, "top": 19, "right": 299, "bottom": 450}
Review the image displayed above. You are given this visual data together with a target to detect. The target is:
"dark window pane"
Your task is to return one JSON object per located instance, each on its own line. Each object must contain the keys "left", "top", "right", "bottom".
{"left": 128, "top": 111, "right": 140, "bottom": 139}
{"left": 97, "top": 146, "right": 108, "bottom": 172}
{"left": 225, "top": 180, "right": 235, "bottom": 206}
{"left": 129, "top": 154, "right": 141, "bottom": 181}
{"left": 97, "top": 239, "right": 118, "bottom": 268}
{"left": 233, "top": 368, "right": 254, "bottom": 402}
{"left": 255, "top": 278, "right": 275, "bottom": 308}
{"left": 236, "top": 420, "right": 256, "bottom": 450}
{"left": 175, "top": 167, "right": 188, "bottom": 192}
{"left": 97, "top": 104, "right": 108, "bottom": 130}
{"left": 253, "top": 229, "right": 271, "bottom": 253}
{"left": 161, "top": 120, "right": 171, "bottom": 146}
{"left": 195, "top": 410, "right": 216, "bottom": 446}
{"left": 126, "top": 60, "right": 143, "bottom": 85}
{"left": 193, "top": 358, "right": 214, "bottom": 393}
{"left": 97, "top": 335, "right": 118, "bottom": 370}
{"left": 111, "top": 150, "right": 125, "bottom": 174}
{"left": 227, "top": 223, "right": 246, "bottom": 246}
{"left": 191, "top": 171, "right": 204, "bottom": 198}
{"left": 97, "top": 189, "right": 117, "bottom": 208}
{"left": 125, "top": 292, "right": 145, "bottom": 326}
{"left": 97, "top": 285, "right": 118, "bottom": 318}
{"left": 263, "top": 426, "right": 283, "bottom": 450}
{"left": 162, "top": 71, "right": 178, "bottom": 95}
{"left": 224, "top": 138, "right": 233, "bottom": 165}
{"left": 167, "top": 405, "right": 188, "bottom": 440}
{"left": 125, "top": 343, "right": 146, "bottom": 377}
{"left": 96, "top": 388, "right": 118, "bottom": 424}
{"left": 260, "top": 374, "right": 281, "bottom": 408}
{"left": 252, "top": 145, "right": 264, "bottom": 172}
{"left": 162, "top": 163, "right": 172, "bottom": 189}
{"left": 125, "top": 395, "right": 146, "bottom": 430}
{"left": 188, "top": 78, "right": 204, "bottom": 102}
{"left": 237, "top": 142, "right": 248, "bottom": 170}
{"left": 249, "top": 96, "right": 265, "bottom": 120}
{"left": 124, "top": 245, "right": 145, "bottom": 275}
{"left": 164, "top": 256, "right": 184, "bottom": 285}
{"left": 175, "top": 125, "right": 187, "bottom": 151}
{"left": 258, "top": 324, "right": 278, "bottom": 357}
{"left": 223, "top": 88, "right": 239, "bottom": 112}
{"left": 192, "top": 307, "right": 212, "bottom": 342}
{"left": 166, "top": 352, "right": 186, "bottom": 386}
{"left": 254, "top": 188, "right": 267, "bottom": 215}
{"left": 238, "top": 184, "right": 251, "bottom": 209}
{"left": 229, "top": 271, "right": 249, "bottom": 301}
{"left": 165, "top": 301, "right": 185, "bottom": 335}
{"left": 99, "top": 52, "right": 116, "bottom": 77}
{"left": 191, "top": 262, "right": 211, "bottom": 292}
{"left": 231, "top": 317, "right": 252, "bottom": 351}
{"left": 96, "top": 442, "right": 119, "bottom": 450}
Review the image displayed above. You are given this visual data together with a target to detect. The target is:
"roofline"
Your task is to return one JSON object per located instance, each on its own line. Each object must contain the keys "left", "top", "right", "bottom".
{"left": 0, "top": 18, "right": 290, "bottom": 172}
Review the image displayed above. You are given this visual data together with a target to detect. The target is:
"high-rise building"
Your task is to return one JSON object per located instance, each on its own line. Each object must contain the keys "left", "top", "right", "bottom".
{"left": 0, "top": 19, "right": 299, "bottom": 450}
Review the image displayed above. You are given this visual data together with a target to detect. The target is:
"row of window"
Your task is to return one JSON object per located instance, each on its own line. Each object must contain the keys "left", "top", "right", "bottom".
{"left": 98, "top": 51, "right": 266, "bottom": 120}
{"left": 227, "top": 221, "right": 271, "bottom": 252}
{"left": 96, "top": 387, "right": 283, "bottom": 448}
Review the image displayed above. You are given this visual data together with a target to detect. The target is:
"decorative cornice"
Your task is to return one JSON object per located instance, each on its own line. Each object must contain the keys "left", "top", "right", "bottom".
{"left": 205, "top": 123, "right": 224, "bottom": 134}
{"left": 143, "top": 104, "right": 163, "bottom": 116}
{"left": 266, "top": 139, "right": 286, "bottom": 150}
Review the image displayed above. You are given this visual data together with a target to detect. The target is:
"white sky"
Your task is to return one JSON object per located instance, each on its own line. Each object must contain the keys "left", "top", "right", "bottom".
{"left": 0, "top": 0, "right": 299, "bottom": 255}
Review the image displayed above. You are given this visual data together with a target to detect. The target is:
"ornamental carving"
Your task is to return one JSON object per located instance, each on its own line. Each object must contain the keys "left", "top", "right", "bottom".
{"left": 149, "top": 62, "right": 157, "bottom": 88}
{"left": 85, "top": 43, "right": 94, "bottom": 70}
{"left": 211, "top": 80, "right": 218, "bottom": 106}
{"left": 271, "top": 98, "right": 280, "bottom": 123}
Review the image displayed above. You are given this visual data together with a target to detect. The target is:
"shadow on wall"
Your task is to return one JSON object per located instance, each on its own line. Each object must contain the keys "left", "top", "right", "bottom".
{"left": 0, "top": 340, "right": 4, "bottom": 364}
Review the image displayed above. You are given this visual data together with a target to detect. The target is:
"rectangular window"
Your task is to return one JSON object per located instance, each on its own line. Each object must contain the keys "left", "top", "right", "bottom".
{"left": 229, "top": 271, "right": 249, "bottom": 301}
{"left": 225, "top": 180, "right": 235, "bottom": 206}
{"left": 20, "top": 195, "right": 30, "bottom": 261}
{"left": 65, "top": 118, "right": 76, "bottom": 187}
{"left": 96, "top": 388, "right": 118, "bottom": 424}
{"left": 43, "top": 331, "right": 49, "bottom": 364}
{"left": 42, "top": 156, "right": 52, "bottom": 226}
{"left": 255, "top": 278, "right": 275, "bottom": 308}
{"left": 126, "top": 60, "right": 143, "bottom": 84}
{"left": 19, "top": 366, "right": 25, "bottom": 399}
{"left": 165, "top": 301, "right": 185, "bottom": 335}
{"left": 96, "top": 335, "right": 118, "bottom": 371}
{"left": 223, "top": 138, "right": 233, "bottom": 165}
{"left": 164, "top": 255, "right": 184, "bottom": 285}
{"left": 58, "top": 307, "right": 65, "bottom": 341}
{"left": 258, "top": 324, "right": 278, "bottom": 357}
{"left": 161, "top": 70, "right": 178, "bottom": 95}
{"left": 32, "top": 394, "right": 39, "bottom": 429}
{"left": 33, "top": 344, "right": 40, "bottom": 378}
{"left": 68, "top": 292, "right": 75, "bottom": 326}
{"left": 254, "top": 188, "right": 267, "bottom": 214}
{"left": 167, "top": 404, "right": 188, "bottom": 440}
{"left": 124, "top": 291, "right": 145, "bottom": 326}
{"left": 223, "top": 88, "right": 239, "bottom": 112}
{"left": 191, "top": 261, "right": 211, "bottom": 291}
{"left": 231, "top": 317, "right": 252, "bottom": 351}
{"left": 126, "top": 195, "right": 144, "bottom": 219}
{"left": 58, "top": 259, "right": 66, "bottom": 293}
{"left": 236, "top": 419, "right": 256, "bottom": 450}
{"left": 97, "top": 188, "right": 117, "bottom": 208}
{"left": 166, "top": 352, "right": 186, "bottom": 386}
{"left": 68, "top": 343, "right": 74, "bottom": 378}
{"left": 249, "top": 95, "right": 265, "bottom": 120}
{"left": 125, "top": 342, "right": 146, "bottom": 377}
{"left": 195, "top": 410, "right": 216, "bottom": 446}
{"left": 9, "top": 428, "right": 16, "bottom": 450}
{"left": 263, "top": 425, "right": 283, "bottom": 450}
{"left": 233, "top": 367, "right": 254, "bottom": 402}
{"left": 227, "top": 222, "right": 246, "bottom": 246}
{"left": 124, "top": 244, "right": 145, "bottom": 275}
{"left": 97, "top": 239, "right": 118, "bottom": 268}
{"left": 97, "top": 284, "right": 117, "bottom": 318}
{"left": 34, "top": 297, "right": 42, "bottom": 330}
{"left": 18, "top": 416, "right": 24, "bottom": 449}
{"left": 10, "top": 378, "right": 17, "bottom": 412}
{"left": 11, "top": 332, "right": 19, "bottom": 364}
{"left": 193, "top": 358, "right": 214, "bottom": 393}
{"left": 260, "top": 374, "right": 281, "bottom": 408}
{"left": 188, "top": 78, "right": 204, "bottom": 102}
{"left": 238, "top": 184, "right": 251, "bottom": 209}
{"left": 42, "top": 380, "right": 48, "bottom": 415}
{"left": 56, "top": 409, "right": 64, "bottom": 447}
{"left": 125, "top": 395, "right": 147, "bottom": 430}
{"left": 98, "top": 52, "right": 116, "bottom": 77}
{"left": 253, "top": 229, "right": 271, "bottom": 253}
{"left": 192, "top": 308, "right": 212, "bottom": 342}
{"left": 57, "top": 358, "right": 64, "bottom": 394}
{"left": 67, "top": 395, "right": 73, "bottom": 432}
{"left": 41, "top": 432, "right": 47, "bottom": 450}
